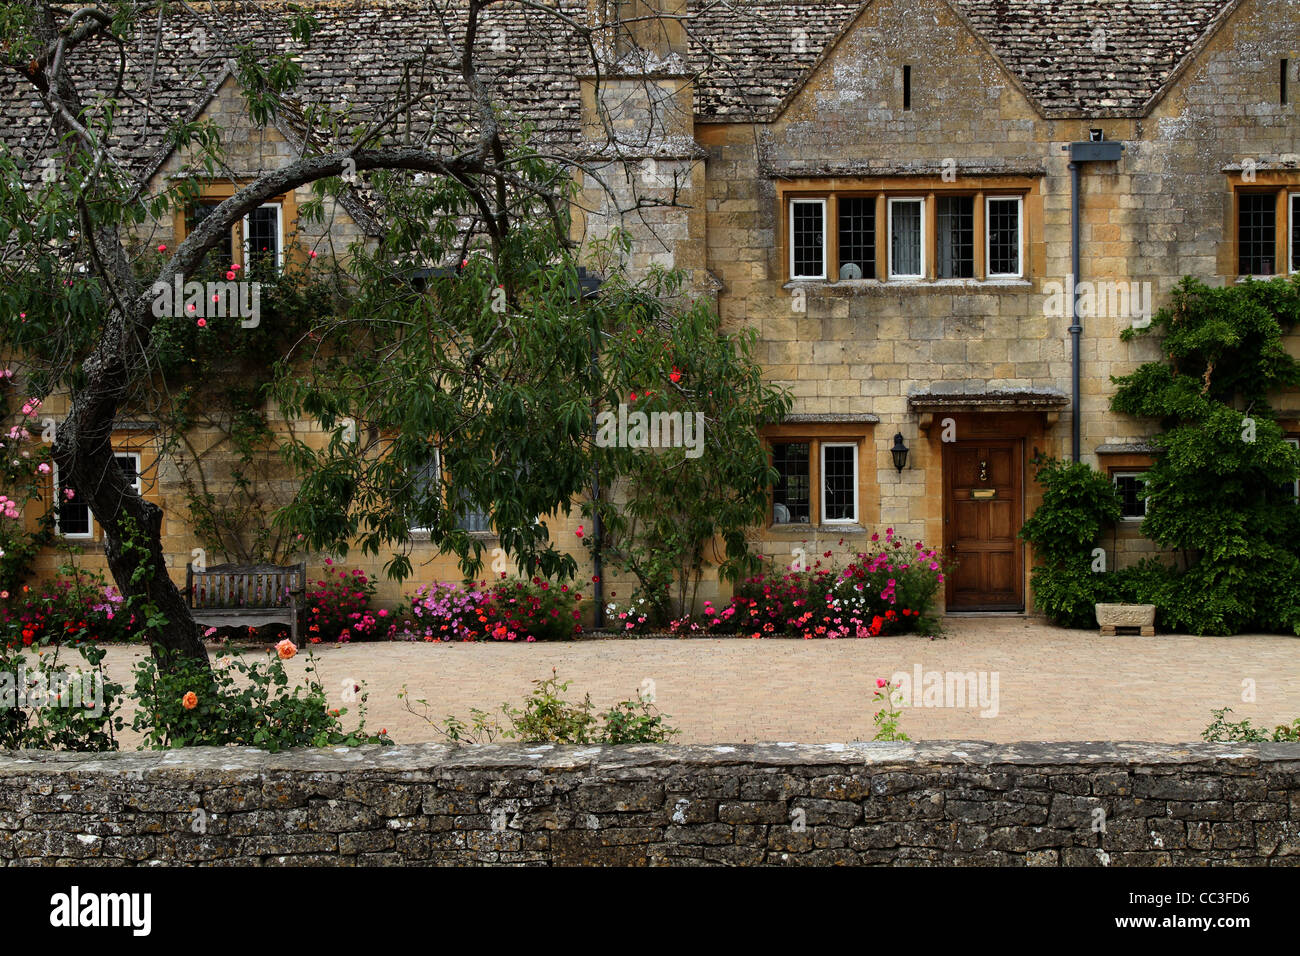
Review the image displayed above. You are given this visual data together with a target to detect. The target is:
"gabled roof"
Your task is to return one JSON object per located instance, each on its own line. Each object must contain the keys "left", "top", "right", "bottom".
{"left": 950, "top": 0, "right": 1240, "bottom": 116}
{"left": 0, "top": 0, "right": 1246, "bottom": 185}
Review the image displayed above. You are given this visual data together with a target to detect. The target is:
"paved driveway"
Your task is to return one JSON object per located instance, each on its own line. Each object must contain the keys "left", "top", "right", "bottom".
{"left": 80, "top": 617, "right": 1300, "bottom": 747}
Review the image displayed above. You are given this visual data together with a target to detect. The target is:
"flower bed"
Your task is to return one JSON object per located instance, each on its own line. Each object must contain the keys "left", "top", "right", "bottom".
{"left": 0, "top": 570, "right": 142, "bottom": 648}
{"left": 395, "top": 576, "right": 583, "bottom": 642}
{"left": 668, "top": 530, "right": 946, "bottom": 638}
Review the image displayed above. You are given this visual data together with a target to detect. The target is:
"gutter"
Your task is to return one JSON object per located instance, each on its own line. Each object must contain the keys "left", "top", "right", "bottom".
{"left": 1063, "top": 137, "right": 1124, "bottom": 463}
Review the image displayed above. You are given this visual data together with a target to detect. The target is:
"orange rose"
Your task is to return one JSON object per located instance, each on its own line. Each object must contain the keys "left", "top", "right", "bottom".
{"left": 182, "top": 691, "right": 198, "bottom": 710}
{"left": 275, "top": 638, "right": 297, "bottom": 660}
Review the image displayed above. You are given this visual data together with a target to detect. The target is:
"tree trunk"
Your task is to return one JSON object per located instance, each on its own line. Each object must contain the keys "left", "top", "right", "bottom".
{"left": 55, "top": 373, "right": 209, "bottom": 670}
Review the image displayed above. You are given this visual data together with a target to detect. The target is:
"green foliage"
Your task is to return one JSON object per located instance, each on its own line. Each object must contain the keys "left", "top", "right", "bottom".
{"left": 598, "top": 697, "right": 678, "bottom": 745}
{"left": 402, "top": 669, "right": 679, "bottom": 745}
{"left": 1, "top": 562, "right": 143, "bottom": 647}
{"left": 582, "top": 251, "right": 792, "bottom": 622}
{"left": 145, "top": 254, "right": 340, "bottom": 565}
{"left": 1201, "top": 707, "right": 1300, "bottom": 743}
{"left": 870, "top": 679, "right": 909, "bottom": 742}
{"left": 1018, "top": 457, "right": 1123, "bottom": 628}
{"left": 499, "top": 671, "right": 599, "bottom": 744}
{"left": 131, "top": 641, "right": 391, "bottom": 751}
{"left": 1019, "top": 457, "right": 1123, "bottom": 562}
{"left": 274, "top": 157, "right": 788, "bottom": 601}
{"left": 0, "top": 640, "right": 124, "bottom": 751}
{"left": 1111, "top": 276, "right": 1300, "bottom": 635}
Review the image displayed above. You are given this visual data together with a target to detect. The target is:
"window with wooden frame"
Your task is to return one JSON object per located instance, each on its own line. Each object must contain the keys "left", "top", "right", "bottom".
{"left": 1111, "top": 470, "right": 1147, "bottom": 520}
{"left": 788, "top": 198, "right": 826, "bottom": 280}
{"left": 768, "top": 435, "right": 864, "bottom": 527}
{"left": 1230, "top": 183, "right": 1300, "bottom": 278}
{"left": 53, "top": 449, "right": 149, "bottom": 539}
{"left": 409, "top": 448, "right": 493, "bottom": 535}
{"left": 782, "top": 181, "right": 1032, "bottom": 284}
{"left": 176, "top": 182, "right": 296, "bottom": 276}
{"left": 985, "top": 196, "right": 1024, "bottom": 278}
{"left": 888, "top": 196, "right": 925, "bottom": 280}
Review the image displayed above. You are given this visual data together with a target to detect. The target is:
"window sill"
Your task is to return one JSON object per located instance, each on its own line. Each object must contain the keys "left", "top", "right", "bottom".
{"left": 767, "top": 523, "right": 866, "bottom": 535}
{"left": 783, "top": 278, "right": 1032, "bottom": 291}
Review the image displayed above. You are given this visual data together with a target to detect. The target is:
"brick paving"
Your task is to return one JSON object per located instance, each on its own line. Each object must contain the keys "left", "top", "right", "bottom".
{"left": 92, "top": 616, "right": 1300, "bottom": 746}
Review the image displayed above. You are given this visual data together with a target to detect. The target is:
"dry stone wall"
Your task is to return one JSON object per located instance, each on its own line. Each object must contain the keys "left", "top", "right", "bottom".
{"left": 1, "top": 742, "right": 1296, "bottom": 866}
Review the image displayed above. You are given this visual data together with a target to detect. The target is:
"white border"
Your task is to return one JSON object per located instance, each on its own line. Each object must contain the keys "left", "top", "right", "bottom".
{"left": 887, "top": 197, "right": 925, "bottom": 280}
{"left": 820, "top": 442, "right": 859, "bottom": 524}
{"left": 788, "top": 198, "right": 827, "bottom": 280}
{"left": 985, "top": 195, "right": 1024, "bottom": 278}
{"left": 242, "top": 202, "right": 284, "bottom": 272}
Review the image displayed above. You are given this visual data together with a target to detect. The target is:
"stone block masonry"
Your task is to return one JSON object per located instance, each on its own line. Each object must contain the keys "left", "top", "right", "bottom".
{"left": 1, "top": 743, "right": 1296, "bottom": 866}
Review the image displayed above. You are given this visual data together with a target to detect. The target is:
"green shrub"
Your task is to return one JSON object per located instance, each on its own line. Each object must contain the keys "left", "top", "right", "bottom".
{"left": 1202, "top": 707, "right": 1300, "bottom": 743}
{"left": 403, "top": 669, "right": 679, "bottom": 745}
{"left": 1111, "top": 275, "right": 1300, "bottom": 635}
{"left": 0, "top": 641, "right": 124, "bottom": 751}
{"left": 1019, "top": 458, "right": 1122, "bottom": 628}
{"left": 131, "top": 640, "right": 391, "bottom": 751}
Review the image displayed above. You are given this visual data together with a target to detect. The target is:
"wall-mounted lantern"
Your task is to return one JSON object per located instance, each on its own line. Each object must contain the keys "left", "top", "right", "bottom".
{"left": 891, "top": 432, "right": 910, "bottom": 472}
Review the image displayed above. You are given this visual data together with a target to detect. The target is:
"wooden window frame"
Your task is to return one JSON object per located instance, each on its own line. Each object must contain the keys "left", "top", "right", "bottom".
{"left": 410, "top": 447, "right": 496, "bottom": 536}
{"left": 764, "top": 429, "right": 872, "bottom": 530}
{"left": 788, "top": 197, "right": 828, "bottom": 280}
{"left": 779, "top": 179, "right": 1034, "bottom": 284}
{"left": 53, "top": 449, "right": 146, "bottom": 540}
{"left": 1226, "top": 178, "right": 1298, "bottom": 280}
{"left": 175, "top": 181, "right": 298, "bottom": 271}
{"left": 984, "top": 195, "right": 1024, "bottom": 279}
{"left": 820, "top": 441, "right": 859, "bottom": 524}
{"left": 1110, "top": 469, "right": 1147, "bottom": 520}
{"left": 242, "top": 202, "right": 285, "bottom": 273}
{"left": 887, "top": 196, "right": 926, "bottom": 280}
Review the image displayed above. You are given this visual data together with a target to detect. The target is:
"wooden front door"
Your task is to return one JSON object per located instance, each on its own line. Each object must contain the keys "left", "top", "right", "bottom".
{"left": 943, "top": 439, "right": 1024, "bottom": 610}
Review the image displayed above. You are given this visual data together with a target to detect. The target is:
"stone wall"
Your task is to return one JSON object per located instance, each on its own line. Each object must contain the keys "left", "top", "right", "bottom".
{"left": 2, "top": 742, "right": 1296, "bottom": 866}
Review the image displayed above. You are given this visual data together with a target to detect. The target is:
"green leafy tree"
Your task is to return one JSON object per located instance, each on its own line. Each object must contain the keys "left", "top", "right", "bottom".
{"left": 0, "top": 1, "right": 727, "bottom": 669}
{"left": 1111, "top": 276, "right": 1300, "bottom": 634}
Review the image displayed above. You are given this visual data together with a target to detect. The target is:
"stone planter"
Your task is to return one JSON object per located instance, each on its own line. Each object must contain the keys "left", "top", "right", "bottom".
{"left": 1095, "top": 603, "right": 1156, "bottom": 636}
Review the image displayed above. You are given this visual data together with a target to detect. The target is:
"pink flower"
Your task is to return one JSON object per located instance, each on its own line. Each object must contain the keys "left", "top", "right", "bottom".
{"left": 37, "top": 463, "right": 50, "bottom": 475}
{"left": 575, "top": 526, "right": 584, "bottom": 538}
{"left": 309, "top": 250, "right": 318, "bottom": 259}
{"left": 876, "top": 678, "right": 887, "bottom": 688}
{"left": 197, "top": 318, "right": 206, "bottom": 328}
{"left": 157, "top": 244, "right": 167, "bottom": 252}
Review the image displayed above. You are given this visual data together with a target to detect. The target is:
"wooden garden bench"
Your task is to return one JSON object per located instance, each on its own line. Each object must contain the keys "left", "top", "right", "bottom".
{"left": 185, "top": 562, "right": 306, "bottom": 645}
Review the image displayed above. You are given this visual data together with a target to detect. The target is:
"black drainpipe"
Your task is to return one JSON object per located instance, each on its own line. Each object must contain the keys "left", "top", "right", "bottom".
{"left": 1064, "top": 136, "right": 1123, "bottom": 463}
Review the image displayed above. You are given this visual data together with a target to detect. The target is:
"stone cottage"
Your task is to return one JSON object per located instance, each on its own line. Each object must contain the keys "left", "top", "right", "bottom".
{"left": 2, "top": 0, "right": 1298, "bottom": 616}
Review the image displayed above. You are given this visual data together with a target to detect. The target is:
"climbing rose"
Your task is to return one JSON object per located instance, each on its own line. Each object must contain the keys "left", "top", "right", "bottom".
{"left": 182, "top": 691, "right": 197, "bottom": 710}
{"left": 275, "top": 639, "right": 297, "bottom": 660}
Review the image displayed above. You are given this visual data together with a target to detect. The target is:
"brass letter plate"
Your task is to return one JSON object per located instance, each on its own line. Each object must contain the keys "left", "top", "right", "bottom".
{"left": 970, "top": 489, "right": 997, "bottom": 499}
